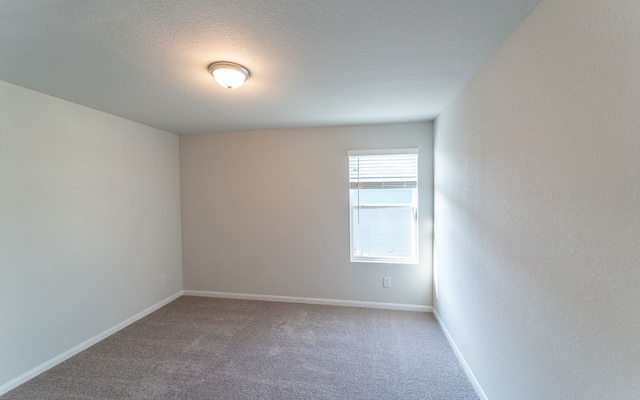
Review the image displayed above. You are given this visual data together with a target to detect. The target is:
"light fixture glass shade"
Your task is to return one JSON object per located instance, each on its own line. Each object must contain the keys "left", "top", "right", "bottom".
{"left": 208, "top": 62, "right": 250, "bottom": 89}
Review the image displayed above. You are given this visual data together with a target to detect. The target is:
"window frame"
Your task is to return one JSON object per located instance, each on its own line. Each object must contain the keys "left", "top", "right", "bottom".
{"left": 348, "top": 149, "right": 419, "bottom": 265}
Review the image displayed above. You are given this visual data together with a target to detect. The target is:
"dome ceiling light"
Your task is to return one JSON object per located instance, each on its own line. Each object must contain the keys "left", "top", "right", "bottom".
{"left": 208, "top": 61, "right": 250, "bottom": 89}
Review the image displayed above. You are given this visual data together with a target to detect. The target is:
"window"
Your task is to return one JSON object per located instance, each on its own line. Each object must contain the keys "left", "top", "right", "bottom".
{"left": 348, "top": 149, "right": 419, "bottom": 264}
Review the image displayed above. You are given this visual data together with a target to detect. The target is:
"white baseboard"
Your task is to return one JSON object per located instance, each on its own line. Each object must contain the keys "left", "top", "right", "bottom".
{"left": 183, "top": 290, "right": 432, "bottom": 312}
{"left": 433, "top": 309, "right": 488, "bottom": 400}
{"left": 0, "top": 291, "right": 183, "bottom": 397}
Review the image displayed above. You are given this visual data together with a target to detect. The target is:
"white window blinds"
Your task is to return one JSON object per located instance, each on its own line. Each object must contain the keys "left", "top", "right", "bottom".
{"left": 348, "top": 151, "right": 418, "bottom": 189}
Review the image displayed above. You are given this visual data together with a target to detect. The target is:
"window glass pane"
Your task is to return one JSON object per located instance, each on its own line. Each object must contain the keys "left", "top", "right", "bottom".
{"left": 352, "top": 207, "right": 414, "bottom": 258}
{"left": 353, "top": 188, "right": 413, "bottom": 205}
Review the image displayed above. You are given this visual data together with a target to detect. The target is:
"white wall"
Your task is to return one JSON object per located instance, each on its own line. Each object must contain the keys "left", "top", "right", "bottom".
{"left": 0, "top": 80, "right": 183, "bottom": 388}
{"left": 180, "top": 122, "right": 433, "bottom": 306}
{"left": 434, "top": 0, "right": 640, "bottom": 399}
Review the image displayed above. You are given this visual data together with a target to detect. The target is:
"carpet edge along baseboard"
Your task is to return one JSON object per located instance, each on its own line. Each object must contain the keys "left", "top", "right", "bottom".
{"left": 183, "top": 290, "right": 432, "bottom": 312}
{"left": 0, "top": 291, "right": 183, "bottom": 397}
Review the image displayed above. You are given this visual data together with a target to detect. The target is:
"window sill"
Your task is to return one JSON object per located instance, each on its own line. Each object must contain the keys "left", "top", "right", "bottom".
{"left": 350, "top": 256, "right": 419, "bottom": 265}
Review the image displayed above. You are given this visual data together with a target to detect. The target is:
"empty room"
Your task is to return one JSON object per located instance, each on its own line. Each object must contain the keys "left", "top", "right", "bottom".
{"left": 1, "top": 1, "right": 638, "bottom": 399}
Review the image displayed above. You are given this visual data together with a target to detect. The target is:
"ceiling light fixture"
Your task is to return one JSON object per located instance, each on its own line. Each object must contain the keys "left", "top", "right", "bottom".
{"left": 208, "top": 61, "right": 250, "bottom": 89}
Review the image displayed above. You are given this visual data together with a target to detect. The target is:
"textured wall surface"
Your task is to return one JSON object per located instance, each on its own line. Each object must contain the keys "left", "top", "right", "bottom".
{"left": 0, "top": 80, "right": 183, "bottom": 388}
{"left": 434, "top": 0, "right": 640, "bottom": 399}
{"left": 180, "top": 122, "right": 433, "bottom": 306}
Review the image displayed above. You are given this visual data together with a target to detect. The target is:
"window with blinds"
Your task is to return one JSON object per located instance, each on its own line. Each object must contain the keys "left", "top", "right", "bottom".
{"left": 348, "top": 149, "right": 419, "bottom": 264}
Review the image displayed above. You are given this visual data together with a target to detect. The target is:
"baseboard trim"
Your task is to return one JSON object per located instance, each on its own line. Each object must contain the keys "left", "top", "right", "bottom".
{"left": 183, "top": 290, "right": 432, "bottom": 312}
{"left": 0, "top": 290, "right": 183, "bottom": 396}
{"left": 433, "top": 309, "right": 488, "bottom": 400}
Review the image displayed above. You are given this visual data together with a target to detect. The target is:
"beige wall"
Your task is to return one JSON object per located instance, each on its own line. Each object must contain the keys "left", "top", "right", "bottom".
{"left": 434, "top": 0, "right": 640, "bottom": 399}
{"left": 180, "top": 122, "right": 433, "bottom": 306}
{"left": 0, "top": 80, "right": 183, "bottom": 388}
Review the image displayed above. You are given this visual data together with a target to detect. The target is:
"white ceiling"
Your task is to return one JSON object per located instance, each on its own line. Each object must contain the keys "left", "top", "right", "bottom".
{"left": 0, "top": 0, "right": 541, "bottom": 135}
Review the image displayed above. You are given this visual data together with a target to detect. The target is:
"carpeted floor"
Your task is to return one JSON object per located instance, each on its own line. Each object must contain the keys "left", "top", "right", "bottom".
{"left": 2, "top": 296, "right": 479, "bottom": 399}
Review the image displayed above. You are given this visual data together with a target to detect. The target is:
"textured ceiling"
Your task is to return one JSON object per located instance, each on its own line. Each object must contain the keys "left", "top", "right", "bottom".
{"left": 0, "top": 0, "right": 541, "bottom": 135}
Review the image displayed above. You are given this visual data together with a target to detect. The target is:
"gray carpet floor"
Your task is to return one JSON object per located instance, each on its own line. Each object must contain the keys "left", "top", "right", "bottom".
{"left": 2, "top": 296, "right": 479, "bottom": 399}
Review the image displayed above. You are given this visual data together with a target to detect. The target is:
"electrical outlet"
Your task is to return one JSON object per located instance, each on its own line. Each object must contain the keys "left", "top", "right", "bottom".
{"left": 160, "top": 275, "right": 166, "bottom": 285}
{"left": 383, "top": 277, "right": 391, "bottom": 288}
